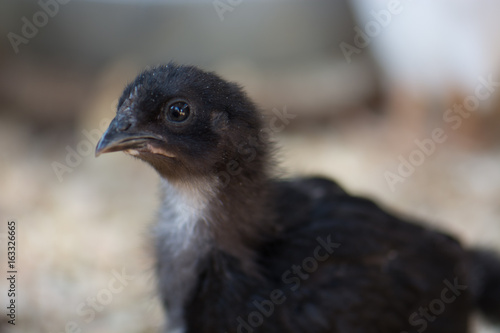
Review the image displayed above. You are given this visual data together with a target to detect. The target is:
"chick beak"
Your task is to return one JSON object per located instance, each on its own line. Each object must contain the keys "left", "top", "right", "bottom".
{"left": 95, "top": 117, "right": 162, "bottom": 157}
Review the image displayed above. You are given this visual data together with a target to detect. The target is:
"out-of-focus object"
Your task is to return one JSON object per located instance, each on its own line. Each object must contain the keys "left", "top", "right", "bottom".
{"left": 349, "top": 0, "right": 500, "bottom": 147}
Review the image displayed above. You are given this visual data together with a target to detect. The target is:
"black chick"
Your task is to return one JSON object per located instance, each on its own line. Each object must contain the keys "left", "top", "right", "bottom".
{"left": 96, "top": 63, "right": 500, "bottom": 333}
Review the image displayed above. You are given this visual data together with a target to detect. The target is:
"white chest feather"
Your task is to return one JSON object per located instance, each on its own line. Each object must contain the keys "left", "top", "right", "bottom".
{"left": 154, "top": 178, "right": 217, "bottom": 333}
{"left": 157, "top": 179, "right": 209, "bottom": 251}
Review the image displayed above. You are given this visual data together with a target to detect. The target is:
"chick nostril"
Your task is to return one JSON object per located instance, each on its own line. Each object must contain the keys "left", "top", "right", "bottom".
{"left": 118, "top": 121, "right": 132, "bottom": 131}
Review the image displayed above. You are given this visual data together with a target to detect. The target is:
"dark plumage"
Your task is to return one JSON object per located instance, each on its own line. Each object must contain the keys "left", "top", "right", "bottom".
{"left": 96, "top": 63, "right": 500, "bottom": 333}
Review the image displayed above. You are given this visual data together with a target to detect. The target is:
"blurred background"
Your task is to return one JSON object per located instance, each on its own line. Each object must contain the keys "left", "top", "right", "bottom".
{"left": 1, "top": 0, "right": 500, "bottom": 332}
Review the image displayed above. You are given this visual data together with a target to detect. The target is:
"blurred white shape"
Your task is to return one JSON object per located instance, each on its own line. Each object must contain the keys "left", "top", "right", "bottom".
{"left": 349, "top": 0, "right": 500, "bottom": 96}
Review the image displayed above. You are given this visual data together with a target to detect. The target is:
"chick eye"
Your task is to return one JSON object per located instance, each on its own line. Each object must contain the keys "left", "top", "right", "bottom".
{"left": 166, "top": 101, "right": 190, "bottom": 122}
